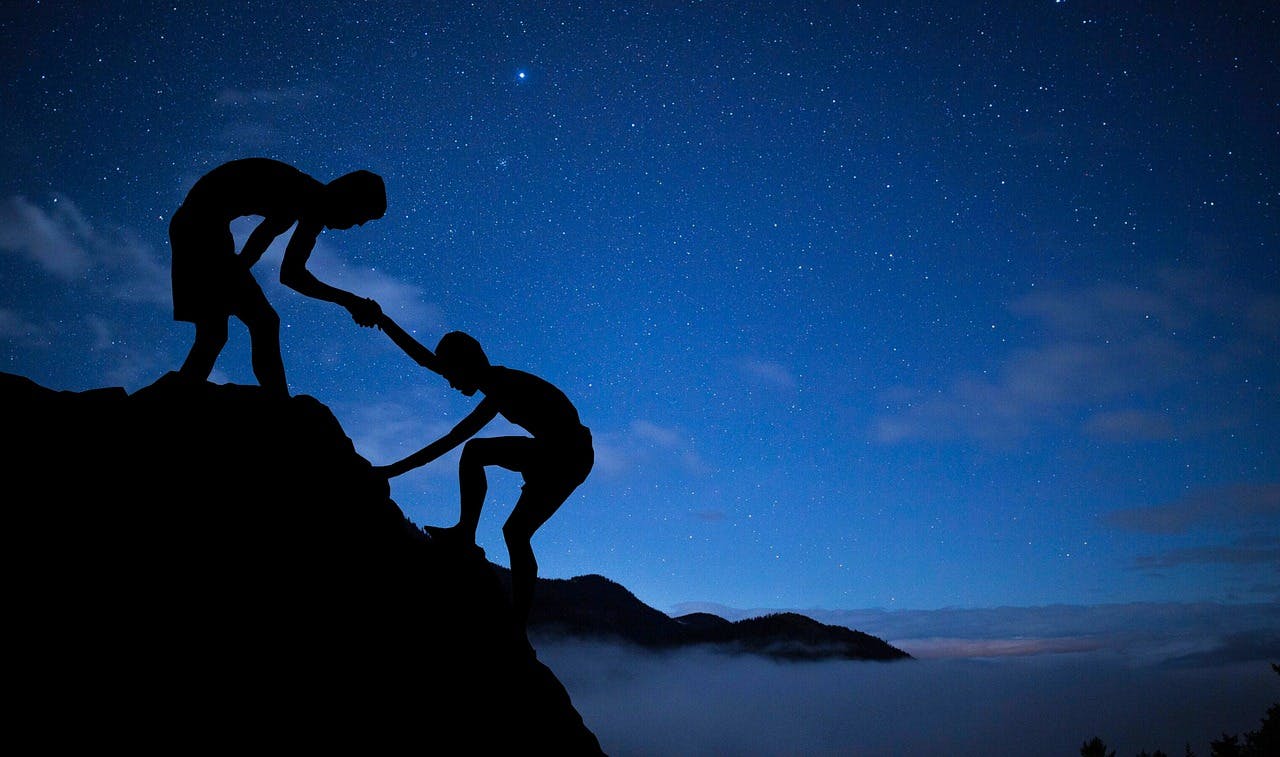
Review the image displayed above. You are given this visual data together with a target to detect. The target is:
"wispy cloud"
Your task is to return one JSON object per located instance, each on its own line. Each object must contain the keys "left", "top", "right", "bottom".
{"left": 893, "top": 636, "right": 1111, "bottom": 659}
{"left": 738, "top": 358, "right": 797, "bottom": 390}
{"left": 692, "top": 509, "right": 727, "bottom": 523}
{"left": 214, "top": 87, "right": 317, "bottom": 107}
{"left": 105, "top": 228, "right": 170, "bottom": 306}
{"left": 0, "top": 308, "right": 52, "bottom": 346}
{"left": 1133, "top": 539, "right": 1280, "bottom": 570}
{"left": 1106, "top": 483, "right": 1280, "bottom": 535}
{"left": 871, "top": 340, "right": 1187, "bottom": 444}
{"left": 1105, "top": 483, "right": 1280, "bottom": 580}
{"left": 0, "top": 195, "right": 91, "bottom": 278}
{"left": 0, "top": 198, "right": 432, "bottom": 392}
{"left": 337, "top": 393, "right": 456, "bottom": 469}
{"left": 1081, "top": 409, "right": 1175, "bottom": 441}
{"left": 871, "top": 269, "right": 1278, "bottom": 445}
{"left": 86, "top": 312, "right": 172, "bottom": 389}
{"left": 592, "top": 419, "right": 710, "bottom": 479}
{"left": 0, "top": 195, "right": 169, "bottom": 305}
{"left": 211, "top": 86, "right": 325, "bottom": 152}
{"left": 229, "top": 216, "right": 443, "bottom": 330}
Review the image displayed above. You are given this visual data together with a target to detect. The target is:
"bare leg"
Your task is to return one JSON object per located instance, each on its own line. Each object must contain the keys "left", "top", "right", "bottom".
{"left": 455, "top": 441, "right": 488, "bottom": 543}
{"left": 503, "top": 490, "right": 564, "bottom": 631}
{"left": 504, "top": 522, "right": 539, "bottom": 630}
{"left": 238, "top": 277, "right": 287, "bottom": 396}
{"left": 179, "top": 317, "right": 228, "bottom": 382}
{"left": 246, "top": 314, "right": 285, "bottom": 396}
{"left": 451, "top": 437, "right": 575, "bottom": 634}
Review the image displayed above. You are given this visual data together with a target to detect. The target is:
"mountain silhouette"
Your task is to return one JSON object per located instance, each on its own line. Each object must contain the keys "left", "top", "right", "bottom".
{"left": 5, "top": 371, "right": 603, "bottom": 753}
{"left": 501, "top": 570, "right": 912, "bottom": 661}
{"left": 5, "top": 370, "right": 909, "bottom": 750}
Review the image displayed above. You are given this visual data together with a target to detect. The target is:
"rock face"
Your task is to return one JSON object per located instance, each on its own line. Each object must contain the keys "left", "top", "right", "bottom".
{"left": 4, "top": 372, "right": 605, "bottom": 753}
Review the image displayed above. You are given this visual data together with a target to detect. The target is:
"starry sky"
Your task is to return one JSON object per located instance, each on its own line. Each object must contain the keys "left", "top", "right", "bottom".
{"left": 2, "top": 1, "right": 1277, "bottom": 616}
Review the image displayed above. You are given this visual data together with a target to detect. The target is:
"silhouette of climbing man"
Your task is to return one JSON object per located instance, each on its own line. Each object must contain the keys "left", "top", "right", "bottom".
{"left": 168, "top": 157, "right": 386, "bottom": 396}
{"left": 373, "top": 318, "right": 593, "bottom": 642}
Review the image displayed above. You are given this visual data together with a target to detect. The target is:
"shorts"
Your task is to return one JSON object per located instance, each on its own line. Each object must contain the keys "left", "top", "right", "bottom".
{"left": 169, "top": 205, "right": 263, "bottom": 323}
{"left": 506, "top": 429, "right": 595, "bottom": 503}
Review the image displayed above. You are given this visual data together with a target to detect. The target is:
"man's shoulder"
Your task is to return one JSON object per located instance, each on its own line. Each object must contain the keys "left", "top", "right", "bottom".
{"left": 490, "top": 365, "right": 549, "bottom": 386}
{"left": 200, "top": 158, "right": 314, "bottom": 187}
{"left": 185, "top": 159, "right": 319, "bottom": 217}
{"left": 488, "top": 366, "right": 577, "bottom": 408}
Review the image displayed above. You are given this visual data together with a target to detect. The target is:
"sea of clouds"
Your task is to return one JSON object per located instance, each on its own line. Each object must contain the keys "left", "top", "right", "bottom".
{"left": 536, "top": 602, "right": 1279, "bottom": 756}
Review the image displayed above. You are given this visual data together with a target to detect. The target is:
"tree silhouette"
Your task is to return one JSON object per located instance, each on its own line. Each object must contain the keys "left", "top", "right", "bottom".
{"left": 1209, "top": 733, "right": 1241, "bottom": 757}
{"left": 1081, "top": 736, "right": 1117, "bottom": 757}
{"left": 1209, "top": 662, "right": 1278, "bottom": 757}
{"left": 1087, "top": 662, "right": 1277, "bottom": 757}
{"left": 1243, "top": 663, "right": 1279, "bottom": 755}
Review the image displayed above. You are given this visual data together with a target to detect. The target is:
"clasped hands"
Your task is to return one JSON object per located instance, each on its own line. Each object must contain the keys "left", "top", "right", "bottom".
{"left": 348, "top": 296, "right": 382, "bottom": 328}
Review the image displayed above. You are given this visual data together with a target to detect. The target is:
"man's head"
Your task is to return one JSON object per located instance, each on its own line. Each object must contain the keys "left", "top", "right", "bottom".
{"left": 435, "top": 331, "right": 489, "bottom": 396}
{"left": 322, "top": 170, "right": 386, "bottom": 229}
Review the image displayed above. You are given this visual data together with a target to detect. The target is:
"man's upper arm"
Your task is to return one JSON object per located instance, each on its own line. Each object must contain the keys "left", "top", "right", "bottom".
{"left": 257, "top": 215, "right": 295, "bottom": 238}
{"left": 456, "top": 399, "right": 499, "bottom": 438}
{"left": 280, "top": 220, "right": 322, "bottom": 281}
{"left": 240, "top": 216, "right": 292, "bottom": 261}
{"left": 282, "top": 220, "right": 321, "bottom": 264}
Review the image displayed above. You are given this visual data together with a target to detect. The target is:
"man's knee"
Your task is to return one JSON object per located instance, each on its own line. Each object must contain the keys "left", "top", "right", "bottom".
{"left": 502, "top": 518, "right": 534, "bottom": 548}
{"left": 245, "top": 305, "right": 280, "bottom": 334}
{"left": 461, "top": 436, "right": 505, "bottom": 468}
{"left": 194, "top": 321, "right": 229, "bottom": 349}
{"left": 460, "top": 438, "right": 486, "bottom": 469}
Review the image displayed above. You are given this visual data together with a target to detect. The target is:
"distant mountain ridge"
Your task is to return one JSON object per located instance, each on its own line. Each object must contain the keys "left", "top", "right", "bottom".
{"left": 506, "top": 570, "right": 912, "bottom": 661}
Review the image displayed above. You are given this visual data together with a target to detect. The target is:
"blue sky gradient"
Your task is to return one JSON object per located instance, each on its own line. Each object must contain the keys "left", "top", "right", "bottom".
{"left": 2, "top": 1, "right": 1276, "bottom": 616}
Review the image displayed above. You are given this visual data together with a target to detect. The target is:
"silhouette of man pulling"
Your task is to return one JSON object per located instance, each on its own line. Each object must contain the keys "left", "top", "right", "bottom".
{"left": 169, "top": 157, "right": 386, "bottom": 396}
{"left": 373, "top": 317, "right": 594, "bottom": 645}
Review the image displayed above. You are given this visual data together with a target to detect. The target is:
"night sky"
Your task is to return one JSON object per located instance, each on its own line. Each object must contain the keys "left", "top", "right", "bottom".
{"left": 3, "top": 1, "right": 1277, "bottom": 620}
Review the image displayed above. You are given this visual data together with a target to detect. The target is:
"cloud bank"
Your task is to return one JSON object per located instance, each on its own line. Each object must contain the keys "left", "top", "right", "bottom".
{"left": 537, "top": 638, "right": 1277, "bottom": 757}
{"left": 670, "top": 600, "right": 1280, "bottom": 664}
{"left": 540, "top": 601, "right": 1278, "bottom": 754}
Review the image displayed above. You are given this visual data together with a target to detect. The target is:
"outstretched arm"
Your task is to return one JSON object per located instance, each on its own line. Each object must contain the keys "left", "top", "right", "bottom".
{"left": 378, "top": 314, "right": 441, "bottom": 373}
{"left": 238, "top": 216, "right": 294, "bottom": 268}
{"left": 278, "top": 220, "right": 381, "bottom": 326}
{"left": 377, "top": 400, "right": 497, "bottom": 477}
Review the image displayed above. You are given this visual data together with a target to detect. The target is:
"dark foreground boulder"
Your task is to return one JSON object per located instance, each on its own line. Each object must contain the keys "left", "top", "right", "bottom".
{"left": 4, "top": 371, "right": 604, "bottom": 753}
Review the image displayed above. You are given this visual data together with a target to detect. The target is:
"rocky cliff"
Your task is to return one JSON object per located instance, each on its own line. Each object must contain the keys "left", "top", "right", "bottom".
{"left": 4, "top": 371, "right": 604, "bottom": 753}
